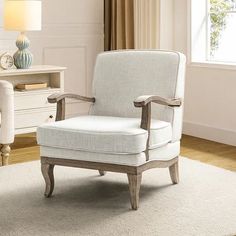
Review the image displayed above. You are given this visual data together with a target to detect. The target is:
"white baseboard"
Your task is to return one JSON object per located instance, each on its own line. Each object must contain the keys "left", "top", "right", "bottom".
{"left": 183, "top": 121, "right": 236, "bottom": 146}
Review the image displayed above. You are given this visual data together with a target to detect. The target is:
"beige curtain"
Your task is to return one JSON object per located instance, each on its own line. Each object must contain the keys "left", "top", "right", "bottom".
{"left": 104, "top": 0, "right": 135, "bottom": 50}
{"left": 134, "top": 0, "right": 160, "bottom": 49}
{"left": 104, "top": 0, "right": 160, "bottom": 50}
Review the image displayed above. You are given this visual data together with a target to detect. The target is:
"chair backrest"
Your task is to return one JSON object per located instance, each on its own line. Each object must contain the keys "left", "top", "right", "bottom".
{"left": 90, "top": 50, "right": 186, "bottom": 141}
{"left": 0, "top": 80, "right": 14, "bottom": 144}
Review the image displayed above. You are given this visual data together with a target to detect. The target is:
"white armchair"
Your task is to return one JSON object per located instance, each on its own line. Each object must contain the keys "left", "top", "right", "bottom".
{"left": 0, "top": 80, "right": 14, "bottom": 166}
{"left": 37, "top": 50, "right": 186, "bottom": 210}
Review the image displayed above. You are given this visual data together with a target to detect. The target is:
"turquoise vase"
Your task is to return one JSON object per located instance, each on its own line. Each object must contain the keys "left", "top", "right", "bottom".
{"left": 13, "top": 32, "right": 33, "bottom": 69}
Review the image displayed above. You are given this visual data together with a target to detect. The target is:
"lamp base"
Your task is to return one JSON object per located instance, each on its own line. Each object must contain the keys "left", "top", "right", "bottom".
{"left": 14, "top": 32, "right": 33, "bottom": 69}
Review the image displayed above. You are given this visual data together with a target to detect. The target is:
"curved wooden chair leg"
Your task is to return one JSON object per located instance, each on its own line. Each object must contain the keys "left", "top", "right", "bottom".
{"left": 41, "top": 163, "right": 55, "bottom": 197}
{"left": 127, "top": 173, "right": 142, "bottom": 210}
{"left": 169, "top": 160, "right": 179, "bottom": 184}
{"left": 98, "top": 170, "right": 106, "bottom": 176}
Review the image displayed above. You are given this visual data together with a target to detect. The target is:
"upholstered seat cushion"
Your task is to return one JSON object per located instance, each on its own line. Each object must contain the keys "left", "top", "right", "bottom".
{"left": 37, "top": 115, "right": 172, "bottom": 154}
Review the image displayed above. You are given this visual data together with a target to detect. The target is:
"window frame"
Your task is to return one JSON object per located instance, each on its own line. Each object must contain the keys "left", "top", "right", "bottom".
{"left": 188, "top": 0, "right": 236, "bottom": 69}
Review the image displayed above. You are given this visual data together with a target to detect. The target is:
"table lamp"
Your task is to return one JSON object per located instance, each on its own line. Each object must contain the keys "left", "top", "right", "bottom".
{"left": 4, "top": 0, "right": 42, "bottom": 69}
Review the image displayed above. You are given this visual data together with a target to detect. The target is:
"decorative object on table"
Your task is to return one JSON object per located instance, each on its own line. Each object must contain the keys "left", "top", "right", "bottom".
{"left": 15, "top": 82, "right": 48, "bottom": 91}
{"left": 0, "top": 52, "right": 14, "bottom": 70}
{"left": 4, "top": 1, "right": 42, "bottom": 69}
{"left": 0, "top": 80, "right": 14, "bottom": 166}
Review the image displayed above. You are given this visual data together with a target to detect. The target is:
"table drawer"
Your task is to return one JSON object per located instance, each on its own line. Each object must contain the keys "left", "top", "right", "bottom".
{"left": 15, "top": 108, "right": 56, "bottom": 129}
{"left": 14, "top": 89, "right": 60, "bottom": 111}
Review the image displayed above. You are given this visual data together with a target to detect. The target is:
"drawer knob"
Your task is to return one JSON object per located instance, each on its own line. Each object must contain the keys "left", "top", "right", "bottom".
{"left": 49, "top": 115, "right": 54, "bottom": 119}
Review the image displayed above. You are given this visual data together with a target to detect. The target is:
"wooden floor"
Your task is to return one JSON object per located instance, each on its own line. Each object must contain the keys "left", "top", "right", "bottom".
{"left": 181, "top": 135, "right": 236, "bottom": 171}
{"left": 9, "top": 133, "right": 40, "bottom": 165}
{"left": 6, "top": 133, "right": 236, "bottom": 171}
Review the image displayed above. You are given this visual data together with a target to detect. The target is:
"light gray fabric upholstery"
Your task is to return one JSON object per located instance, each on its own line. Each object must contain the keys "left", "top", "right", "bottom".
{"left": 37, "top": 50, "right": 186, "bottom": 166}
{"left": 0, "top": 80, "right": 14, "bottom": 144}
{"left": 40, "top": 141, "right": 180, "bottom": 166}
{"left": 90, "top": 50, "right": 186, "bottom": 141}
{"left": 37, "top": 115, "right": 172, "bottom": 154}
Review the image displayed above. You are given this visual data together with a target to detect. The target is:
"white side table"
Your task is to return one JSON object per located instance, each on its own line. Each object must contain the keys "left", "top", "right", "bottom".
{"left": 0, "top": 65, "right": 66, "bottom": 135}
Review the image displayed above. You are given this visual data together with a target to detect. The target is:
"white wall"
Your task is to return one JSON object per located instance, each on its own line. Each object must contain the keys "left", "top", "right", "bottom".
{"left": 174, "top": 0, "right": 236, "bottom": 146}
{"left": 0, "top": 0, "right": 104, "bottom": 116}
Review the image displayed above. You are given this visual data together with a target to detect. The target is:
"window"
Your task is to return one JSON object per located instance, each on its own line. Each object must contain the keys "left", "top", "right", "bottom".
{"left": 190, "top": 0, "right": 236, "bottom": 64}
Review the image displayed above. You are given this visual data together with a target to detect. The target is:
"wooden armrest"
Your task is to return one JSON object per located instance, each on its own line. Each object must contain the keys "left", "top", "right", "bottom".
{"left": 48, "top": 93, "right": 95, "bottom": 121}
{"left": 48, "top": 93, "right": 95, "bottom": 104}
{"left": 134, "top": 95, "right": 182, "bottom": 107}
{"left": 133, "top": 95, "right": 182, "bottom": 162}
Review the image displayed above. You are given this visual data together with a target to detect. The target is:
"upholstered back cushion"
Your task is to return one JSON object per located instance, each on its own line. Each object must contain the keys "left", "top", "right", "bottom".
{"left": 90, "top": 50, "right": 186, "bottom": 141}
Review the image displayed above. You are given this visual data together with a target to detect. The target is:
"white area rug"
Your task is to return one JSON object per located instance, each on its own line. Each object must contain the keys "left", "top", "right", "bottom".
{"left": 0, "top": 157, "right": 236, "bottom": 236}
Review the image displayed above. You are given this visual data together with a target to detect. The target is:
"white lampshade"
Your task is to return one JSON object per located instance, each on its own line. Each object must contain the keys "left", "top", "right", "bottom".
{"left": 4, "top": 0, "right": 42, "bottom": 31}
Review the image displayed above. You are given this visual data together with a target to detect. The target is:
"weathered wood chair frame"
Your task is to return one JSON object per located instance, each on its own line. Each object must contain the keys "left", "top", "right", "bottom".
{"left": 41, "top": 93, "right": 181, "bottom": 210}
